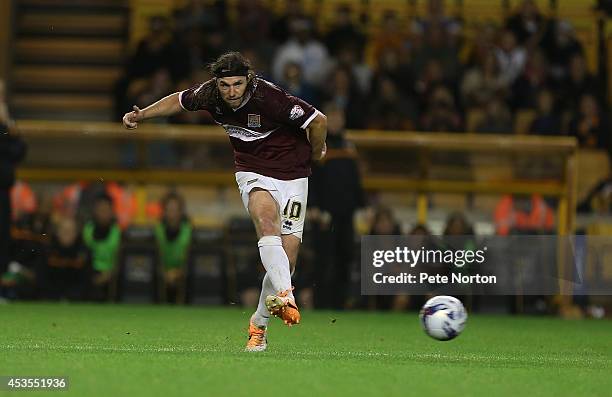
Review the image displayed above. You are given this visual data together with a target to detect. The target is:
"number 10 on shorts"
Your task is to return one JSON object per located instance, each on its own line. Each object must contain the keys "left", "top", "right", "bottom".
{"left": 282, "top": 200, "right": 302, "bottom": 220}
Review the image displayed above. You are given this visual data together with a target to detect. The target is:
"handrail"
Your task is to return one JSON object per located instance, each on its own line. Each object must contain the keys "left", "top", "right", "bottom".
{"left": 14, "top": 119, "right": 577, "bottom": 153}
{"left": 16, "top": 168, "right": 566, "bottom": 197}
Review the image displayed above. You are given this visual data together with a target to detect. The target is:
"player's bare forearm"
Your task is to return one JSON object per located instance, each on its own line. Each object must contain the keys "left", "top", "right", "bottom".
{"left": 123, "top": 92, "right": 183, "bottom": 129}
{"left": 140, "top": 92, "right": 183, "bottom": 119}
{"left": 308, "top": 113, "right": 327, "bottom": 160}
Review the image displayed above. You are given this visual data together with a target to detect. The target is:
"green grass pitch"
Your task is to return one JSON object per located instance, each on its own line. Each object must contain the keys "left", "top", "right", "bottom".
{"left": 1, "top": 303, "right": 611, "bottom": 396}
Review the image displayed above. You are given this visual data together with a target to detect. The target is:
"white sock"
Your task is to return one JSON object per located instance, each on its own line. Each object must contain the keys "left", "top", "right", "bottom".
{"left": 257, "top": 235, "right": 294, "bottom": 300}
{"left": 251, "top": 273, "right": 274, "bottom": 328}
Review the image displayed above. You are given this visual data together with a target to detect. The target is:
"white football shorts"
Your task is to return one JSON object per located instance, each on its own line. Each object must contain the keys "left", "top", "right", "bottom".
{"left": 235, "top": 171, "right": 308, "bottom": 240}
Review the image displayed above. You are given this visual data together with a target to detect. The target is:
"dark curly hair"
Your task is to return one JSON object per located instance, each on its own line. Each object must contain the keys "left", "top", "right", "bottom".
{"left": 209, "top": 51, "right": 253, "bottom": 78}
{"left": 196, "top": 52, "right": 257, "bottom": 108}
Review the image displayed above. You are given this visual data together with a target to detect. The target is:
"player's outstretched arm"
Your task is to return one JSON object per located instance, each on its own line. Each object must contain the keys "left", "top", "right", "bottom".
{"left": 307, "top": 113, "right": 327, "bottom": 161}
{"left": 122, "top": 92, "right": 184, "bottom": 129}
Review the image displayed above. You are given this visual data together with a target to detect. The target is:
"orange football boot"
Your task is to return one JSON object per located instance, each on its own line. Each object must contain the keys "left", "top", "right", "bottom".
{"left": 245, "top": 322, "right": 267, "bottom": 352}
{"left": 265, "top": 288, "right": 301, "bottom": 326}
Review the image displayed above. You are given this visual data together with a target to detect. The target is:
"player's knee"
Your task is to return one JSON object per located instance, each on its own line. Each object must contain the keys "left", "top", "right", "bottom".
{"left": 255, "top": 216, "right": 279, "bottom": 236}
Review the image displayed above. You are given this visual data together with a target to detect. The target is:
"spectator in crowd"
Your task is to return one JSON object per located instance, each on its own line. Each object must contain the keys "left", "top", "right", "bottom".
{"left": 368, "top": 11, "right": 409, "bottom": 68}
{"left": 173, "top": 0, "right": 227, "bottom": 33}
{"left": 114, "top": 16, "right": 173, "bottom": 118}
{"left": 506, "top": 0, "right": 545, "bottom": 48}
{"left": 155, "top": 192, "right": 192, "bottom": 304}
{"left": 464, "top": 22, "right": 497, "bottom": 67}
{"left": 10, "top": 181, "right": 37, "bottom": 221}
{"left": 495, "top": 30, "right": 527, "bottom": 87}
{"left": 280, "top": 62, "right": 318, "bottom": 106}
{"left": 559, "top": 54, "right": 601, "bottom": 114}
{"left": 412, "top": 21, "right": 460, "bottom": 83}
{"left": 324, "top": 4, "right": 366, "bottom": 57}
{"left": 309, "top": 103, "right": 365, "bottom": 309}
{"left": 272, "top": 17, "right": 331, "bottom": 87}
{"left": 0, "top": 79, "right": 27, "bottom": 277}
{"left": 367, "top": 76, "right": 417, "bottom": 130}
{"left": 511, "top": 50, "right": 550, "bottom": 110}
{"left": 442, "top": 212, "right": 477, "bottom": 276}
{"left": 476, "top": 97, "right": 513, "bottom": 134}
{"left": 171, "top": 0, "right": 231, "bottom": 80}
{"left": 420, "top": 85, "right": 462, "bottom": 132}
{"left": 84, "top": 193, "right": 121, "bottom": 301}
{"left": 494, "top": 194, "right": 554, "bottom": 235}
{"left": 15, "top": 194, "right": 53, "bottom": 237}
{"left": 333, "top": 45, "right": 372, "bottom": 95}
{"left": 411, "top": 0, "right": 462, "bottom": 48}
{"left": 460, "top": 51, "right": 507, "bottom": 110}
{"left": 166, "top": 26, "right": 206, "bottom": 82}
{"left": 529, "top": 89, "right": 562, "bottom": 135}
{"left": 415, "top": 59, "right": 454, "bottom": 110}
{"left": 369, "top": 206, "right": 402, "bottom": 236}
{"left": 269, "top": 0, "right": 306, "bottom": 44}
{"left": 202, "top": 27, "right": 235, "bottom": 64}
{"left": 569, "top": 94, "right": 609, "bottom": 150}
{"left": 541, "top": 19, "right": 583, "bottom": 82}
{"left": 43, "top": 217, "right": 91, "bottom": 301}
{"left": 365, "top": 206, "right": 405, "bottom": 311}
{"left": 374, "top": 48, "right": 413, "bottom": 97}
{"left": 235, "top": 0, "right": 272, "bottom": 54}
{"left": 127, "top": 16, "right": 173, "bottom": 80}
{"left": 321, "top": 65, "right": 365, "bottom": 128}
{"left": 444, "top": 211, "right": 476, "bottom": 243}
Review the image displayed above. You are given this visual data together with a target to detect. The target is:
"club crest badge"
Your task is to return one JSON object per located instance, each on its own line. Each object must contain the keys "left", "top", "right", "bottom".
{"left": 289, "top": 105, "right": 304, "bottom": 120}
{"left": 247, "top": 114, "right": 261, "bottom": 128}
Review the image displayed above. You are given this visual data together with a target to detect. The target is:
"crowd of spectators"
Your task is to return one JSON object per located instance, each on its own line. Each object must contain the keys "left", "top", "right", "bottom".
{"left": 1, "top": 187, "right": 197, "bottom": 304}
{"left": 115, "top": 0, "right": 609, "bottom": 154}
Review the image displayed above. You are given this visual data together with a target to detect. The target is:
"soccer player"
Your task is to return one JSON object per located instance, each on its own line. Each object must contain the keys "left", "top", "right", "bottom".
{"left": 122, "top": 52, "right": 327, "bottom": 352}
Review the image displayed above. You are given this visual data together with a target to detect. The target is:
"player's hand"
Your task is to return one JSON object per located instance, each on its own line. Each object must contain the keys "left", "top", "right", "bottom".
{"left": 123, "top": 105, "right": 144, "bottom": 129}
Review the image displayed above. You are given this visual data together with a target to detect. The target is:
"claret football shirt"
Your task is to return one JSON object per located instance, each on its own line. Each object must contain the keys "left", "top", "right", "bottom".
{"left": 179, "top": 77, "right": 322, "bottom": 180}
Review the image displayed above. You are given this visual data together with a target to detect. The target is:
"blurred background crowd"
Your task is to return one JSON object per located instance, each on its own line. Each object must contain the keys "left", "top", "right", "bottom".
{"left": 116, "top": 0, "right": 608, "bottom": 149}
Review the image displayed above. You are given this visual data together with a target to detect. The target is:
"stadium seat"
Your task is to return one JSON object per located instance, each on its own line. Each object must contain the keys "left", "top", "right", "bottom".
{"left": 11, "top": 94, "right": 113, "bottom": 115}
{"left": 18, "top": 13, "right": 126, "bottom": 36}
{"left": 116, "top": 226, "right": 160, "bottom": 303}
{"left": 186, "top": 228, "right": 227, "bottom": 305}
{"left": 15, "top": 38, "right": 123, "bottom": 64}
{"left": 13, "top": 66, "right": 121, "bottom": 92}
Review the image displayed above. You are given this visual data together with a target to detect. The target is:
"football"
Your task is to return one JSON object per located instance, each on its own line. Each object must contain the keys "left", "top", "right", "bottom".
{"left": 420, "top": 296, "right": 467, "bottom": 341}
